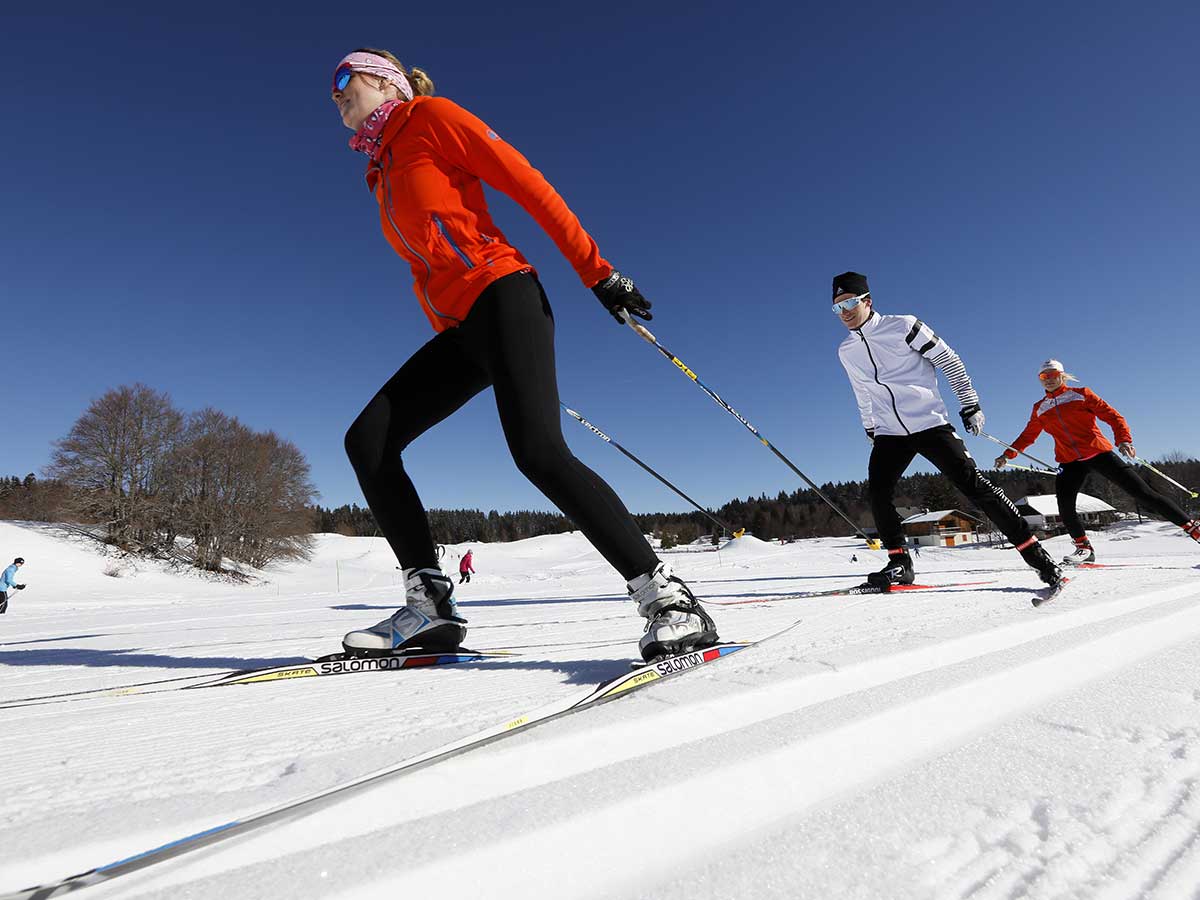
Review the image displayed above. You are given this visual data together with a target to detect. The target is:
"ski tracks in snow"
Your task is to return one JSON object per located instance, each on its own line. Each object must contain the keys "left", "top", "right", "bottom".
{"left": 84, "top": 577, "right": 1200, "bottom": 900}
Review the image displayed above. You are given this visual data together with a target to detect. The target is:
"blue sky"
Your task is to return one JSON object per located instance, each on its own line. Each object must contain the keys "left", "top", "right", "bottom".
{"left": 3, "top": 2, "right": 1197, "bottom": 516}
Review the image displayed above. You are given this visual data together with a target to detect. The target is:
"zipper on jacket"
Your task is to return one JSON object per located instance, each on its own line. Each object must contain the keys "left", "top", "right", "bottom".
{"left": 858, "top": 329, "right": 911, "bottom": 435}
{"left": 380, "top": 150, "right": 460, "bottom": 324}
{"left": 432, "top": 215, "right": 476, "bottom": 269}
{"left": 1049, "top": 392, "right": 1084, "bottom": 461}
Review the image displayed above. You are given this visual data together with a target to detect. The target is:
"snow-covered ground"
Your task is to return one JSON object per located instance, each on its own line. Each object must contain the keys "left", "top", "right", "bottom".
{"left": 1, "top": 519, "right": 1199, "bottom": 899}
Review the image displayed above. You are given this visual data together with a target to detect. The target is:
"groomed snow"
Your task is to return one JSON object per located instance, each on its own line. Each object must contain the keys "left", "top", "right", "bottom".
{"left": 1, "top": 519, "right": 1198, "bottom": 899}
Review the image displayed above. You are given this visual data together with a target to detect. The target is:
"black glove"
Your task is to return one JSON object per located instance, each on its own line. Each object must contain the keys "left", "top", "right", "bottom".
{"left": 592, "top": 270, "right": 652, "bottom": 324}
{"left": 14, "top": 584, "right": 25, "bottom": 590}
{"left": 959, "top": 403, "right": 985, "bottom": 436}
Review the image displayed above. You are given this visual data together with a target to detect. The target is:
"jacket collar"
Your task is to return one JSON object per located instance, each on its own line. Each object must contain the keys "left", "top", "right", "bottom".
{"left": 363, "top": 97, "right": 426, "bottom": 191}
{"left": 852, "top": 309, "right": 878, "bottom": 334}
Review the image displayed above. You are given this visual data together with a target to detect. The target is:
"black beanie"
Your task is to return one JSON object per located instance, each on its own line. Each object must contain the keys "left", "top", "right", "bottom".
{"left": 832, "top": 271, "right": 869, "bottom": 300}
{"left": 14, "top": 557, "right": 24, "bottom": 564}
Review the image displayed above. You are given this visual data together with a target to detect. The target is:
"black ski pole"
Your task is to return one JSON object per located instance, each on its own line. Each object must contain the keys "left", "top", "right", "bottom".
{"left": 561, "top": 403, "right": 738, "bottom": 537}
{"left": 617, "top": 312, "right": 870, "bottom": 541}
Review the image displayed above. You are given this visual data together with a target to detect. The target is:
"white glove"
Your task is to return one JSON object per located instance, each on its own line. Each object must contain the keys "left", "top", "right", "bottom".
{"left": 959, "top": 404, "right": 985, "bottom": 436}
{"left": 994, "top": 455, "right": 1008, "bottom": 469}
{"left": 1117, "top": 442, "right": 1136, "bottom": 458}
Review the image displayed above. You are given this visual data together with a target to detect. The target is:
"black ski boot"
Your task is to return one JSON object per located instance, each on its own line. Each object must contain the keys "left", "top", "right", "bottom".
{"left": 866, "top": 551, "right": 915, "bottom": 591}
{"left": 1020, "top": 541, "right": 1064, "bottom": 587}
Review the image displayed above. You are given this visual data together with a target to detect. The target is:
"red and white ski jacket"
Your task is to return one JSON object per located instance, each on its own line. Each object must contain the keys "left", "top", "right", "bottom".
{"left": 1004, "top": 386, "right": 1133, "bottom": 464}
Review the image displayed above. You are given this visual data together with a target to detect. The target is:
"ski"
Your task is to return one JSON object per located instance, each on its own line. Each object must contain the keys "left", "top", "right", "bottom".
{"left": 705, "top": 580, "right": 996, "bottom": 607}
{"left": 0, "top": 650, "right": 511, "bottom": 711}
{"left": 4, "top": 620, "right": 802, "bottom": 900}
{"left": 1032, "top": 576, "right": 1072, "bottom": 608}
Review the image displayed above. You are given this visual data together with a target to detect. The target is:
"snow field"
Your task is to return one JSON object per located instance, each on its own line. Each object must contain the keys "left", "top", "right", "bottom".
{"left": 1, "top": 519, "right": 1198, "bottom": 898}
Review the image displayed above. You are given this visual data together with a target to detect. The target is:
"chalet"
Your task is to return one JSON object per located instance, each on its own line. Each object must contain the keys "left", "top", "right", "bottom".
{"left": 900, "top": 509, "right": 984, "bottom": 547}
{"left": 1016, "top": 494, "right": 1118, "bottom": 532}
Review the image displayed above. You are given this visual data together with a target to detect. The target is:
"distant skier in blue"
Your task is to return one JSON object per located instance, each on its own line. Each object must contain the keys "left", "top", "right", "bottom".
{"left": 1, "top": 557, "right": 27, "bottom": 614}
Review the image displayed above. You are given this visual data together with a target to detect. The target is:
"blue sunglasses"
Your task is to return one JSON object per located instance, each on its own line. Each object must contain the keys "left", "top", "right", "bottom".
{"left": 333, "top": 65, "right": 355, "bottom": 92}
{"left": 832, "top": 292, "right": 869, "bottom": 313}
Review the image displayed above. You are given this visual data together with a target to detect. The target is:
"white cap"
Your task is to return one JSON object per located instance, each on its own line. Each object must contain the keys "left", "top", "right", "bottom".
{"left": 1039, "top": 358, "right": 1064, "bottom": 373}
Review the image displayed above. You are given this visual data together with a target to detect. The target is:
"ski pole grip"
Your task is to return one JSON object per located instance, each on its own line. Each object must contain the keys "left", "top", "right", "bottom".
{"left": 619, "top": 309, "right": 657, "bottom": 344}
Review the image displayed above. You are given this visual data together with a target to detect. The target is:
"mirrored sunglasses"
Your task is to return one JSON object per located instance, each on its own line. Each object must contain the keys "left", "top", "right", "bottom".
{"left": 333, "top": 65, "right": 355, "bottom": 93}
{"left": 1038, "top": 370, "right": 1063, "bottom": 380}
{"left": 832, "top": 292, "right": 869, "bottom": 313}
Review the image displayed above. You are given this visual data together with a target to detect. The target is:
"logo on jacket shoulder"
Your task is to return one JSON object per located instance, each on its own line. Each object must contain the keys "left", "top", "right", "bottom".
{"left": 486, "top": 129, "right": 501, "bottom": 141}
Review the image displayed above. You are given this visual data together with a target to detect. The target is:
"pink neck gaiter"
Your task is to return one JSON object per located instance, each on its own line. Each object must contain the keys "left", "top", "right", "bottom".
{"left": 349, "top": 100, "right": 403, "bottom": 160}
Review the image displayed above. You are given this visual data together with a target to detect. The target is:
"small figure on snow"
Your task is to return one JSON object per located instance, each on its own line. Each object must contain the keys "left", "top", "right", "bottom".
{"left": 459, "top": 549, "right": 475, "bottom": 584}
{"left": 995, "top": 359, "right": 1200, "bottom": 564}
{"left": 1, "top": 557, "right": 27, "bottom": 614}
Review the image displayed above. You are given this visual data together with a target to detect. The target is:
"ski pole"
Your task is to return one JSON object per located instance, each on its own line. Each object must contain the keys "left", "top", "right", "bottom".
{"left": 994, "top": 461, "right": 1056, "bottom": 475}
{"left": 561, "top": 404, "right": 736, "bottom": 535}
{"left": 617, "top": 311, "right": 870, "bottom": 541}
{"left": 979, "top": 431, "right": 1057, "bottom": 470}
{"left": 1132, "top": 457, "right": 1200, "bottom": 498}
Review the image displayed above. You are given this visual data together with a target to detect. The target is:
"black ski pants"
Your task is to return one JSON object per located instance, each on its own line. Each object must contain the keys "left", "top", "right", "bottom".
{"left": 1057, "top": 451, "right": 1189, "bottom": 539}
{"left": 344, "top": 271, "right": 658, "bottom": 580}
{"left": 869, "top": 425, "right": 1034, "bottom": 550}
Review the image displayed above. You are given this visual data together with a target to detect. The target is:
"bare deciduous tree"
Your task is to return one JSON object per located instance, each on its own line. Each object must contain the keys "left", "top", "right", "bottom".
{"left": 47, "top": 384, "right": 183, "bottom": 549}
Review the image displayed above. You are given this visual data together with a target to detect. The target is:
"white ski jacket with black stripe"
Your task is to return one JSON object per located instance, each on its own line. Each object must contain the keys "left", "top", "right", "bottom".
{"left": 837, "top": 310, "right": 980, "bottom": 437}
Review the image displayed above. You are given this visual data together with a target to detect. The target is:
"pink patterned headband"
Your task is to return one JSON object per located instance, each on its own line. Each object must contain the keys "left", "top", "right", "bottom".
{"left": 333, "top": 51, "right": 413, "bottom": 102}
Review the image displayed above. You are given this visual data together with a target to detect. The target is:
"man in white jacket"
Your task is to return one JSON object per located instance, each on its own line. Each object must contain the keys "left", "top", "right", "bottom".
{"left": 832, "top": 272, "right": 1063, "bottom": 591}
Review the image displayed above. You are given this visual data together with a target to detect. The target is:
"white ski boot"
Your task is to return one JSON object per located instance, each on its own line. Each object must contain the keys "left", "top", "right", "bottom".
{"left": 627, "top": 562, "right": 719, "bottom": 662}
{"left": 342, "top": 567, "right": 467, "bottom": 657}
{"left": 1062, "top": 537, "right": 1095, "bottom": 565}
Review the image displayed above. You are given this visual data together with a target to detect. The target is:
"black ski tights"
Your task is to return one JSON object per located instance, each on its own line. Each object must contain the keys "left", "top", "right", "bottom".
{"left": 1056, "top": 451, "right": 1189, "bottom": 539}
{"left": 869, "top": 425, "right": 1035, "bottom": 550}
{"left": 344, "top": 272, "right": 658, "bottom": 580}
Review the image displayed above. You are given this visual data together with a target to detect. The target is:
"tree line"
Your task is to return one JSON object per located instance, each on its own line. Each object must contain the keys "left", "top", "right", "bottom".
{"left": 6, "top": 405, "right": 1195, "bottom": 558}
{"left": 308, "top": 455, "right": 1200, "bottom": 545}
{"left": 4, "top": 384, "right": 318, "bottom": 571}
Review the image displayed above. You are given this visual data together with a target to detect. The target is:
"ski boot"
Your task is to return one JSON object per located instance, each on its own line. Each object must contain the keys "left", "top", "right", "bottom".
{"left": 1019, "top": 540, "right": 1065, "bottom": 588}
{"left": 866, "top": 550, "right": 915, "bottom": 591}
{"left": 628, "top": 562, "right": 719, "bottom": 662}
{"left": 1062, "top": 536, "right": 1095, "bottom": 565}
{"left": 342, "top": 567, "right": 468, "bottom": 657}
{"left": 1183, "top": 521, "right": 1200, "bottom": 544}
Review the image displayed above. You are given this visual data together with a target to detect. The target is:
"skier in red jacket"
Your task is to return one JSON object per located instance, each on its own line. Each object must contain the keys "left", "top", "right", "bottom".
{"left": 996, "top": 360, "right": 1200, "bottom": 563}
{"left": 330, "top": 49, "right": 717, "bottom": 662}
{"left": 458, "top": 550, "right": 474, "bottom": 584}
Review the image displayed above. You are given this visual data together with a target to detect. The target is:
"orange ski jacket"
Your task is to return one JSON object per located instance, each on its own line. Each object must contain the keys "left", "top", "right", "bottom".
{"left": 363, "top": 96, "right": 612, "bottom": 332}
{"left": 1005, "top": 386, "right": 1134, "bottom": 464}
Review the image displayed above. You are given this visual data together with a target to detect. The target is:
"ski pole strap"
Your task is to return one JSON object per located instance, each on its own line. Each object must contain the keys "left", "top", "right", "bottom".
{"left": 978, "top": 430, "right": 1056, "bottom": 469}
{"left": 1132, "top": 458, "right": 1200, "bottom": 498}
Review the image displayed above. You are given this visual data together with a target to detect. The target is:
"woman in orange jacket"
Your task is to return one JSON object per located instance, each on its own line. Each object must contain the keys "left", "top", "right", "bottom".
{"left": 996, "top": 359, "right": 1199, "bottom": 563}
{"left": 330, "top": 50, "right": 717, "bottom": 662}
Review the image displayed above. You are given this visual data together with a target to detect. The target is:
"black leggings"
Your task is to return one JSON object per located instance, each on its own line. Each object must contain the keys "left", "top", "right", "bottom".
{"left": 1057, "top": 451, "right": 1189, "bottom": 539}
{"left": 869, "top": 425, "right": 1034, "bottom": 550}
{"left": 344, "top": 271, "right": 658, "bottom": 580}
